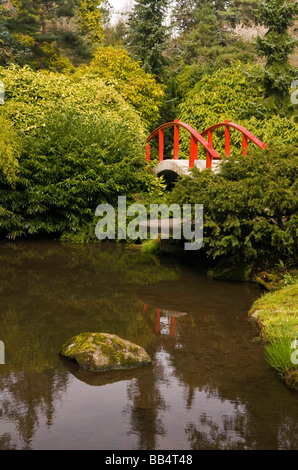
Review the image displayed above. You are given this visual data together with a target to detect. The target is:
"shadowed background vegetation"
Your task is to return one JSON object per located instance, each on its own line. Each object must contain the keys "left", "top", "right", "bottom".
{"left": 0, "top": 0, "right": 297, "bottom": 266}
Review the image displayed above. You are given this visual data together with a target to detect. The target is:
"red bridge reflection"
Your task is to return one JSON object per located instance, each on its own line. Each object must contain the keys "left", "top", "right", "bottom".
{"left": 142, "top": 303, "right": 188, "bottom": 338}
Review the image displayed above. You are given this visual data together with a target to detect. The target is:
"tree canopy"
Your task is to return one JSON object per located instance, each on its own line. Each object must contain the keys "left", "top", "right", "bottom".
{"left": 255, "top": 0, "right": 298, "bottom": 101}
{"left": 0, "top": 0, "right": 297, "bottom": 272}
{"left": 127, "top": 0, "right": 169, "bottom": 79}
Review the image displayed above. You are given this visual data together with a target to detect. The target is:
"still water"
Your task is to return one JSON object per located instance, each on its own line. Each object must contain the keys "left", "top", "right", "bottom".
{"left": 0, "top": 240, "right": 297, "bottom": 450}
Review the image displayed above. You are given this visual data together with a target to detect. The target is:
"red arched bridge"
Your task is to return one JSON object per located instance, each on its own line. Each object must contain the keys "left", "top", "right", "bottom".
{"left": 145, "top": 119, "right": 267, "bottom": 183}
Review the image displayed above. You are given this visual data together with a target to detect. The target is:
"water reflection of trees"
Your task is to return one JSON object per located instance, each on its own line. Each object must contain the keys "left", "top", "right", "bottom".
{"left": 0, "top": 241, "right": 297, "bottom": 449}
{"left": 0, "top": 240, "right": 179, "bottom": 449}
{"left": 138, "top": 301, "right": 298, "bottom": 450}
{"left": 0, "top": 369, "right": 69, "bottom": 449}
{"left": 124, "top": 372, "right": 167, "bottom": 450}
{"left": 0, "top": 240, "right": 179, "bottom": 368}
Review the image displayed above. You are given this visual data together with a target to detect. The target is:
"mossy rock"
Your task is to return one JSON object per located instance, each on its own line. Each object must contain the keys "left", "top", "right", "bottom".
{"left": 60, "top": 332, "right": 152, "bottom": 372}
{"left": 253, "top": 271, "right": 281, "bottom": 291}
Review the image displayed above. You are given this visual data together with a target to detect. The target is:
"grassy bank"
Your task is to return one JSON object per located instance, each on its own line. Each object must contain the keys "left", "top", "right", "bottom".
{"left": 249, "top": 274, "right": 298, "bottom": 390}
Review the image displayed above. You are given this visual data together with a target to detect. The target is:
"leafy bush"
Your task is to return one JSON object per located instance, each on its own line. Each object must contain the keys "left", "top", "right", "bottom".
{"left": 0, "top": 116, "right": 21, "bottom": 187}
{"left": 0, "top": 107, "right": 164, "bottom": 240}
{"left": 177, "top": 62, "right": 297, "bottom": 158}
{"left": 0, "top": 64, "right": 148, "bottom": 132}
{"left": 37, "top": 42, "right": 75, "bottom": 72}
{"left": 0, "top": 65, "right": 165, "bottom": 240}
{"left": 77, "top": 46, "right": 165, "bottom": 129}
{"left": 178, "top": 63, "right": 264, "bottom": 126}
{"left": 167, "top": 145, "right": 298, "bottom": 271}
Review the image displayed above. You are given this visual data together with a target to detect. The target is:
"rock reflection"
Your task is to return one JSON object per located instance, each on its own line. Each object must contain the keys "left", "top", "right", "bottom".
{"left": 61, "top": 355, "right": 147, "bottom": 387}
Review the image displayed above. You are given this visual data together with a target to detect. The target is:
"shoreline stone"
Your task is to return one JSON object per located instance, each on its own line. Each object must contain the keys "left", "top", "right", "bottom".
{"left": 59, "top": 332, "right": 152, "bottom": 373}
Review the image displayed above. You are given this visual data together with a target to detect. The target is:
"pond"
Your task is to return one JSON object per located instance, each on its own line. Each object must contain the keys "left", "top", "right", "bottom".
{"left": 0, "top": 240, "right": 297, "bottom": 450}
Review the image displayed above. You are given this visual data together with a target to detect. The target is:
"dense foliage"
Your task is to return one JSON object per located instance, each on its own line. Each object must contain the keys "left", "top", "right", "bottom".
{"left": 0, "top": 0, "right": 297, "bottom": 272}
{"left": 77, "top": 46, "right": 165, "bottom": 129}
{"left": 255, "top": 0, "right": 298, "bottom": 101}
{"left": 0, "top": 0, "right": 107, "bottom": 68}
{"left": 0, "top": 65, "right": 164, "bottom": 240}
{"left": 127, "top": 0, "right": 169, "bottom": 79}
{"left": 177, "top": 62, "right": 297, "bottom": 157}
{"left": 0, "top": 115, "right": 21, "bottom": 186}
{"left": 167, "top": 145, "right": 297, "bottom": 272}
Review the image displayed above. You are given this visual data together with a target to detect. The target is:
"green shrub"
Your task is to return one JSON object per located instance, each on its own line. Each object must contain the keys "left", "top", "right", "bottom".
{"left": 0, "top": 65, "right": 165, "bottom": 240}
{"left": 168, "top": 144, "right": 298, "bottom": 269}
{"left": 0, "top": 64, "right": 147, "bottom": 132}
{"left": 76, "top": 46, "right": 165, "bottom": 129}
{"left": 0, "top": 116, "right": 21, "bottom": 186}
{"left": 177, "top": 62, "right": 297, "bottom": 159}
{"left": 0, "top": 107, "right": 164, "bottom": 240}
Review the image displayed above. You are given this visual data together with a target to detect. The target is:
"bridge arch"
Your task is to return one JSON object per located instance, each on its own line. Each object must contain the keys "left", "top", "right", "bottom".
{"left": 145, "top": 119, "right": 267, "bottom": 176}
{"left": 145, "top": 119, "right": 221, "bottom": 170}
{"left": 200, "top": 119, "right": 268, "bottom": 159}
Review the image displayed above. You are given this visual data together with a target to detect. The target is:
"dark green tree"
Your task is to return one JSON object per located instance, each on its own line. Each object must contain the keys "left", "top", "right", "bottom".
{"left": 255, "top": 0, "right": 298, "bottom": 100}
{"left": 167, "top": 145, "right": 298, "bottom": 274}
{"left": 170, "top": 0, "right": 257, "bottom": 69}
{"left": 230, "top": 0, "right": 260, "bottom": 25}
{"left": 171, "top": 0, "right": 197, "bottom": 33}
{"left": 127, "top": 0, "right": 169, "bottom": 79}
{"left": 180, "top": 1, "right": 226, "bottom": 64}
{"left": 0, "top": 1, "right": 30, "bottom": 65}
{"left": 2, "top": 0, "right": 94, "bottom": 69}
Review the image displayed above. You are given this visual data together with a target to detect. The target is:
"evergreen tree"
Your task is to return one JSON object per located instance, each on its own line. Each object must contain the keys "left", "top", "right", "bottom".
{"left": 77, "top": 0, "right": 103, "bottom": 43}
{"left": 171, "top": 0, "right": 197, "bottom": 33}
{"left": 3, "top": 0, "right": 55, "bottom": 68}
{"left": 0, "top": 1, "right": 29, "bottom": 65}
{"left": 170, "top": 0, "right": 256, "bottom": 67}
{"left": 231, "top": 0, "right": 260, "bottom": 26}
{"left": 180, "top": 1, "right": 226, "bottom": 64}
{"left": 255, "top": 0, "right": 298, "bottom": 100}
{"left": 1, "top": 0, "right": 99, "bottom": 68}
{"left": 127, "top": 0, "right": 169, "bottom": 79}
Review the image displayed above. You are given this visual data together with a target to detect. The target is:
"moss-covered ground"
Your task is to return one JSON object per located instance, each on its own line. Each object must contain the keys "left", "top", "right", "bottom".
{"left": 249, "top": 273, "right": 298, "bottom": 390}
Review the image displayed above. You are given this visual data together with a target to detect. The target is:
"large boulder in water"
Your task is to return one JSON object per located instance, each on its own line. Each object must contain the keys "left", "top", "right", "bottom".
{"left": 60, "top": 332, "right": 152, "bottom": 372}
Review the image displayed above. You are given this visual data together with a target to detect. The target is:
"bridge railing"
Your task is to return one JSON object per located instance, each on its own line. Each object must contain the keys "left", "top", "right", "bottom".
{"left": 145, "top": 119, "right": 221, "bottom": 169}
{"left": 145, "top": 119, "right": 267, "bottom": 169}
{"left": 200, "top": 119, "right": 267, "bottom": 159}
